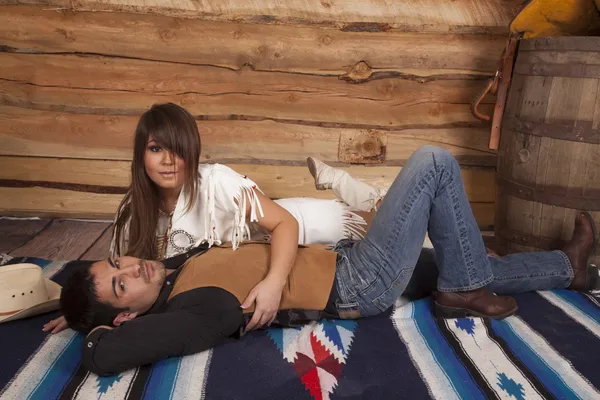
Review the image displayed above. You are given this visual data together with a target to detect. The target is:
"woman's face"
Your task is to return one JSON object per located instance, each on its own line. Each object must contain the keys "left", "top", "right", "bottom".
{"left": 144, "top": 137, "right": 186, "bottom": 190}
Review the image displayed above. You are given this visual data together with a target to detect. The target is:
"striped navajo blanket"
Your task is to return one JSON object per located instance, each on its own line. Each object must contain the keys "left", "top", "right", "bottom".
{"left": 1, "top": 255, "right": 600, "bottom": 400}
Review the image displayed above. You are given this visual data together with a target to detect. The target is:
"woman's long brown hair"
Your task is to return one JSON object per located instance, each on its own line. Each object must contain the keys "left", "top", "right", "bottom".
{"left": 114, "top": 103, "right": 201, "bottom": 259}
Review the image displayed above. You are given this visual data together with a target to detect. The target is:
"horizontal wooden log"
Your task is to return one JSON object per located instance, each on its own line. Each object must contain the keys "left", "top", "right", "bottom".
{"left": 0, "top": 79, "right": 494, "bottom": 128}
{"left": 0, "top": 187, "right": 495, "bottom": 227}
{"left": 0, "top": 106, "right": 495, "bottom": 166}
{"left": 0, "top": 52, "right": 494, "bottom": 126}
{"left": 0, "top": 50, "right": 496, "bottom": 164}
{"left": 1, "top": 52, "right": 495, "bottom": 101}
{"left": 0, "top": 106, "right": 135, "bottom": 160}
{"left": 0, "top": 156, "right": 496, "bottom": 202}
{"left": 1, "top": 0, "right": 521, "bottom": 33}
{"left": 0, "top": 187, "right": 121, "bottom": 219}
{"left": 0, "top": 157, "right": 130, "bottom": 188}
{"left": 0, "top": 6, "right": 508, "bottom": 75}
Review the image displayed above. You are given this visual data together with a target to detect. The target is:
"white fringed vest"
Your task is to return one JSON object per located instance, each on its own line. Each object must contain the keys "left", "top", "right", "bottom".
{"left": 110, "top": 164, "right": 367, "bottom": 259}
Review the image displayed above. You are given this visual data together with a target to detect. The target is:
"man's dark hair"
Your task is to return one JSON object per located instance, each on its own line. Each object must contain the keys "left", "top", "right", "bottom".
{"left": 59, "top": 260, "right": 127, "bottom": 333}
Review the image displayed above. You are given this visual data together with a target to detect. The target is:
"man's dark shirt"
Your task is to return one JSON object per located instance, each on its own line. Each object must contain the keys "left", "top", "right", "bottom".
{"left": 83, "top": 245, "right": 339, "bottom": 376}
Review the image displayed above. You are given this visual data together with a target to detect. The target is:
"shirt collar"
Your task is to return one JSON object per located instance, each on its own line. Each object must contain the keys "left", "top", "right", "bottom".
{"left": 145, "top": 243, "right": 210, "bottom": 314}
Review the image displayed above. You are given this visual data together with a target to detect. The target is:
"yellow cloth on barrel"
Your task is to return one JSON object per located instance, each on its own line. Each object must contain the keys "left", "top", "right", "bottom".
{"left": 510, "top": 0, "right": 600, "bottom": 38}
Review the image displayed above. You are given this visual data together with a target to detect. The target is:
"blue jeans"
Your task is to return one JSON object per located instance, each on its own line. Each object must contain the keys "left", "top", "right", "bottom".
{"left": 333, "top": 146, "right": 574, "bottom": 317}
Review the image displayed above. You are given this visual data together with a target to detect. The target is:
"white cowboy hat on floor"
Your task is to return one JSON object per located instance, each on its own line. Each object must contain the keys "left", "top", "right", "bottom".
{"left": 0, "top": 263, "right": 61, "bottom": 323}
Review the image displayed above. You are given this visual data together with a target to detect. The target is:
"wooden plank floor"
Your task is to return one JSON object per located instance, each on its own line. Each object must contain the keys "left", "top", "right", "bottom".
{"left": 0, "top": 218, "right": 51, "bottom": 254}
{"left": 0, "top": 217, "right": 113, "bottom": 260}
{"left": 0, "top": 216, "right": 498, "bottom": 261}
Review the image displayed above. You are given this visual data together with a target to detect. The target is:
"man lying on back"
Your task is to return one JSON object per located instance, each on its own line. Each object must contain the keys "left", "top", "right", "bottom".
{"left": 60, "top": 146, "right": 599, "bottom": 376}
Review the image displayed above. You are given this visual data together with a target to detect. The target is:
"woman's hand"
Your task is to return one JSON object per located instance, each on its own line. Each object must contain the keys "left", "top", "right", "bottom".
{"left": 42, "top": 315, "right": 68, "bottom": 334}
{"left": 238, "top": 189, "right": 298, "bottom": 332}
{"left": 241, "top": 277, "right": 285, "bottom": 332}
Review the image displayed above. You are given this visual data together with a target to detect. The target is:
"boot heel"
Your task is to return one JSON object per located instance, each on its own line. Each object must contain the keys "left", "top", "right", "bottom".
{"left": 434, "top": 302, "right": 469, "bottom": 319}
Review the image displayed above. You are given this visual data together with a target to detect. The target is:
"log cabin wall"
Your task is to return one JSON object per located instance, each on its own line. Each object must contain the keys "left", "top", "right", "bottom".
{"left": 0, "top": 0, "right": 523, "bottom": 226}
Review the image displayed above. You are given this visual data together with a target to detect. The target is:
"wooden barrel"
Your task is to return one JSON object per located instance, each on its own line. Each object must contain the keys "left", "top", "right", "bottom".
{"left": 495, "top": 37, "right": 600, "bottom": 266}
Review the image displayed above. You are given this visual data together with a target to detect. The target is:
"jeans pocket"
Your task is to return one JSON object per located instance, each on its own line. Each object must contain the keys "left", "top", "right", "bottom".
{"left": 336, "top": 250, "right": 371, "bottom": 296}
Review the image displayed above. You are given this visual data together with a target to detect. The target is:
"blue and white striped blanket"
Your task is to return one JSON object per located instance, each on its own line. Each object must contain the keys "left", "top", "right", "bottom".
{"left": 1, "top": 255, "right": 599, "bottom": 400}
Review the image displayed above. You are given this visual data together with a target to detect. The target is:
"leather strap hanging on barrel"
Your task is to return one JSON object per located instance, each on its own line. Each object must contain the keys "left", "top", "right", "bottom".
{"left": 470, "top": 32, "right": 522, "bottom": 150}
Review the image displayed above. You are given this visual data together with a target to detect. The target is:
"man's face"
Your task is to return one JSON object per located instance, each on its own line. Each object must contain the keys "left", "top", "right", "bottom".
{"left": 91, "top": 256, "right": 167, "bottom": 316}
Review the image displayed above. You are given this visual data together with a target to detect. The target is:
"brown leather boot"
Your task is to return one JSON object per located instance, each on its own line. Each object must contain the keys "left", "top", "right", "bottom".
{"left": 562, "top": 212, "right": 598, "bottom": 291}
{"left": 434, "top": 288, "right": 518, "bottom": 320}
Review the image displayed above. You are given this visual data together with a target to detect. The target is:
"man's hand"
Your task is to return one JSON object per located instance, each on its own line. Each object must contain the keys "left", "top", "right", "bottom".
{"left": 241, "top": 277, "right": 284, "bottom": 332}
{"left": 43, "top": 315, "right": 68, "bottom": 334}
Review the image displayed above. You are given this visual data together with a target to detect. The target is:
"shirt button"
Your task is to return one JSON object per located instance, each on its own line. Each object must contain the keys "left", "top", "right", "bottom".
{"left": 87, "top": 342, "right": 93, "bottom": 348}
{"left": 167, "top": 281, "right": 171, "bottom": 286}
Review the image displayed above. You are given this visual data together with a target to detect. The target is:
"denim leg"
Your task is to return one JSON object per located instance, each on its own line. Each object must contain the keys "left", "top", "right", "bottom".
{"left": 334, "top": 146, "right": 493, "bottom": 316}
{"left": 396, "top": 250, "right": 574, "bottom": 299}
{"left": 486, "top": 250, "right": 573, "bottom": 293}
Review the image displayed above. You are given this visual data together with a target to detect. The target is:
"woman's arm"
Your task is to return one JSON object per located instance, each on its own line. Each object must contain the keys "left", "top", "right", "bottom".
{"left": 240, "top": 190, "right": 299, "bottom": 331}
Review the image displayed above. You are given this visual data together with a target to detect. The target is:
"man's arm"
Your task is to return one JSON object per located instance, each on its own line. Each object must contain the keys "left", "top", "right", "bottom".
{"left": 83, "top": 290, "right": 243, "bottom": 376}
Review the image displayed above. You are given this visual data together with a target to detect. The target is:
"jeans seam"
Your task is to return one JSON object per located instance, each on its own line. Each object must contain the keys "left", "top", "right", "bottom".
{"left": 493, "top": 272, "right": 571, "bottom": 281}
{"left": 335, "top": 253, "right": 357, "bottom": 304}
{"left": 336, "top": 301, "right": 359, "bottom": 309}
{"left": 369, "top": 267, "right": 411, "bottom": 305}
{"left": 558, "top": 249, "right": 575, "bottom": 286}
{"left": 447, "top": 176, "right": 478, "bottom": 284}
{"left": 434, "top": 154, "right": 491, "bottom": 290}
{"left": 370, "top": 282, "right": 409, "bottom": 312}
{"left": 352, "top": 166, "right": 436, "bottom": 299}
{"left": 382, "top": 168, "right": 436, "bottom": 259}
{"left": 437, "top": 275, "right": 494, "bottom": 292}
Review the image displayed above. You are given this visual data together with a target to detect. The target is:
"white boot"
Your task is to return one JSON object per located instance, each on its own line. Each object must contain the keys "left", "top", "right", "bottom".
{"left": 307, "top": 157, "right": 384, "bottom": 212}
{"left": 307, "top": 157, "right": 434, "bottom": 249}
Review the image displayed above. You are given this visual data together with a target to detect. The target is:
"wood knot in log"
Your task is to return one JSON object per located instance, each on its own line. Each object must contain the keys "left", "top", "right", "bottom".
{"left": 340, "top": 61, "right": 373, "bottom": 84}
{"left": 159, "top": 29, "right": 176, "bottom": 41}
{"left": 55, "top": 28, "right": 76, "bottom": 43}
{"left": 321, "top": 35, "right": 333, "bottom": 45}
{"left": 338, "top": 130, "right": 387, "bottom": 164}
